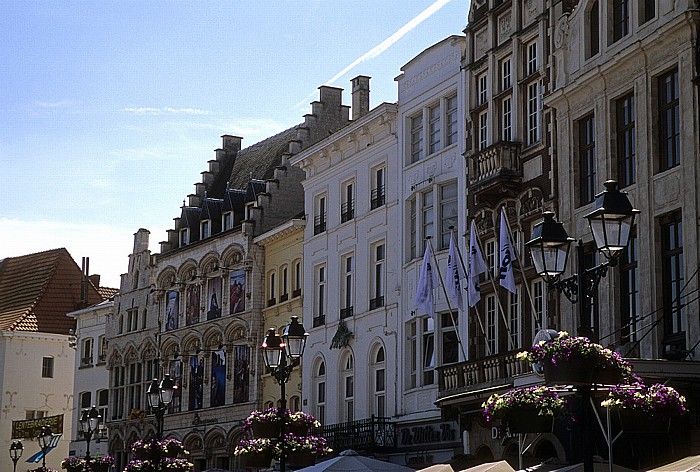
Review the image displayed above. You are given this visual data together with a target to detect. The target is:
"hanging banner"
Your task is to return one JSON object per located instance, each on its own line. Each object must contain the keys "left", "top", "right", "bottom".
{"left": 12, "top": 414, "right": 64, "bottom": 439}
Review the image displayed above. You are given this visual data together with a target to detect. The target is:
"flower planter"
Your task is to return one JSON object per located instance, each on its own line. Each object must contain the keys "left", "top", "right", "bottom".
{"left": 544, "top": 358, "right": 594, "bottom": 386}
{"left": 287, "top": 424, "right": 309, "bottom": 437}
{"left": 86, "top": 464, "right": 110, "bottom": 472}
{"left": 243, "top": 451, "right": 274, "bottom": 469}
{"left": 618, "top": 410, "right": 669, "bottom": 434}
{"left": 287, "top": 451, "right": 317, "bottom": 467}
{"left": 592, "top": 366, "right": 623, "bottom": 386}
{"left": 251, "top": 422, "right": 281, "bottom": 439}
{"left": 506, "top": 409, "right": 554, "bottom": 434}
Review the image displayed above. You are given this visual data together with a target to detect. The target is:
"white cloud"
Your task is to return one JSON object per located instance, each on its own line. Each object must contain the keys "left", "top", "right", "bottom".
{"left": 0, "top": 218, "right": 166, "bottom": 289}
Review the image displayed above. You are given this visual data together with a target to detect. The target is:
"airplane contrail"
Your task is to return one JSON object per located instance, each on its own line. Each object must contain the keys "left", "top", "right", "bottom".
{"left": 294, "top": 0, "right": 453, "bottom": 109}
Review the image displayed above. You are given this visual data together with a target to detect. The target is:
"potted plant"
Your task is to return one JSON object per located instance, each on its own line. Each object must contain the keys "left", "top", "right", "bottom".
{"left": 62, "top": 457, "right": 85, "bottom": 472}
{"left": 482, "top": 386, "right": 567, "bottom": 433}
{"left": 592, "top": 345, "right": 634, "bottom": 385}
{"left": 159, "top": 438, "right": 187, "bottom": 458}
{"left": 287, "top": 410, "right": 321, "bottom": 437}
{"left": 86, "top": 455, "right": 114, "bottom": 472}
{"left": 160, "top": 458, "right": 195, "bottom": 471}
{"left": 242, "top": 408, "right": 283, "bottom": 438}
{"left": 601, "top": 382, "right": 687, "bottom": 433}
{"left": 234, "top": 438, "right": 279, "bottom": 468}
{"left": 282, "top": 434, "right": 332, "bottom": 467}
{"left": 125, "top": 438, "right": 191, "bottom": 472}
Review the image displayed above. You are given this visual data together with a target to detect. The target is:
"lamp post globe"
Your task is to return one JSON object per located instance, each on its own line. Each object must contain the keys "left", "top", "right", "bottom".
{"left": 526, "top": 211, "right": 574, "bottom": 283}
{"left": 261, "top": 327, "right": 284, "bottom": 371}
{"left": 9, "top": 440, "right": 23, "bottom": 472}
{"left": 281, "top": 316, "right": 308, "bottom": 360}
{"left": 79, "top": 405, "right": 101, "bottom": 460}
{"left": 38, "top": 425, "right": 53, "bottom": 468}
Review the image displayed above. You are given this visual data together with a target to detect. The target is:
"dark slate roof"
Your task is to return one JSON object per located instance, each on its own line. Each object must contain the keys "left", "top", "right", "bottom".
{"left": 226, "top": 126, "right": 300, "bottom": 191}
{"left": 0, "top": 248, "right": 104, "bottom": 332}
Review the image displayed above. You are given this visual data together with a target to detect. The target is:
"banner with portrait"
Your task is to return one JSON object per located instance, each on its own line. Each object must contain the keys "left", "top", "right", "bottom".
{"left": 165, "top": 291, "right": 179, "bottom": 331}
{"left": 186, "top": 284, "right": 200, "bottom": 326}
{"left": 210, "top": 350, "right": 226, "bottom": 407}
{"left": 189, "top": 356, "right": 203, "bottom": 411}
{"left": 229, "top": 270, "right": 246, "bottom": 314}
{"left": 207, "top": 278, "right": 222, "bottom": 320}
{"left": 233, "top": 345, "right": 250, "bottom": 404}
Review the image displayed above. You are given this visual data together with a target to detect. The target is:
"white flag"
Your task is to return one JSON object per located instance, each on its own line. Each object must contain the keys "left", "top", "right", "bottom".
{"left": 414, "top": 244, "right": 435, "bottom": 318}
{"left": 499, "top": 209, "right": 517, "bottom": 293}
{"left": 447, "top": 233, "right": 465, "bottom": 312}
{"left": 468, "top": 220, "right": 488, "bottom": 307}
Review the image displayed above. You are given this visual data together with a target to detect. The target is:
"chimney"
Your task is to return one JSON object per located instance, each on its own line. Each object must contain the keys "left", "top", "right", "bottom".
{"left": 89, "top": 274, "right": 101, "bottom": 288}
{"left": 351, "top": 75, "right": 371, "bottom": 120}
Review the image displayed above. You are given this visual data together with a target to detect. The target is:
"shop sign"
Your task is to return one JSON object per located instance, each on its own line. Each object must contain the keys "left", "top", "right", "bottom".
{"left": 398, "top": 421, "right": 457, "bottom": 447}
{"left": 12, "top": 414, "right": 64, "bottom": 439}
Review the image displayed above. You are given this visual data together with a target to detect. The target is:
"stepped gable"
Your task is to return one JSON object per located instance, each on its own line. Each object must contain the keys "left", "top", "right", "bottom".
{"left": 0, "top": 248, "right": 103, "bottom": 334}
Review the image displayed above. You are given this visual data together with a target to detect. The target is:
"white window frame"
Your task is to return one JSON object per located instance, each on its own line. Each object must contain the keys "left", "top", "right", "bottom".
{"left": 200, "top": 219, "right": 211, "bottom": 239}
{"left": 526, "top": 40, "right": 538, "bottom": 76}
{"left": 341, "top": 253, "right": 354, "bottom": 316}
{"left": 371, "top": 165, "right": 386, "bottom": 210}
{"left": 479, "top": 111, "right": 489, "bottom": 150}
{"left": 486, "top": 295, "right": 497, "bottom": 354}
{"left": 477, "top": 72, "right": 488, "bottom": 105}
{"left": 342, "top": 353, "right": 354, "bottom": 422}
{"left": 527, "top": 81, "right": 541, "bottom": 145}
{"left": 42, "top": 356, "right": 54, "bottom": 378}
{"left": 532, "top": 279, "right": 546, "bottom": 338}
{"left": 222, "top": 211, "right": 233, "bottom": 231}
{"left": 341, "top": 180, "right": 355, "bottom": 223}
{"left": 314, "top": 264, "right": 326, "bottom": 325}
{"left": 446, "top": 95, "right": 458, "bottom": 146}
{"left": 81, "top": 337, "right": 94, "bottom": 366}
{"left": 268, "top": 271, "right": 276, "bottom": 306}
{"left": 508, "top": 286, "right": 521, "bottom": 349}
{"left": 410, "top": 112, "right": 424, "bottom": 163}
{"left": 439, "top": 182, "right": 458, "bottom": 250}
{"left": 429, "top": 103, "right": 441, "bottom": 154}
{"left": 179, "top": 228, "right": 189, "bottom": 247}
{"left": 314, "top": 194, "right": 327, "bottom": 235}
{"left": 501, "top": 57, "right": 512, "bottom": 90}
{"left": 370, "top": 242, "right": 385, "bottom": 309}
{"left": 502, "top": 96, "right": 512, "bottom": 141}
{"left": 315, "top": 361, "right": 326, "bottom": 425}
{"left": 371, "top": 346, "right": 386, "bottom": 417}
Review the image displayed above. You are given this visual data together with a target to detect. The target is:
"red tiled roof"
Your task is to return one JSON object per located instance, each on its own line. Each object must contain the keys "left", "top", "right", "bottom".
{"left": 0, "top": 248, "right": 103, "bottom": 333}
{"left": 97, "top": 286, "right": 119, "bottom": 300}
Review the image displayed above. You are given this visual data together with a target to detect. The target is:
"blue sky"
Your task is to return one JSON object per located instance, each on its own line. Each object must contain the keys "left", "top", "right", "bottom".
{"left": 0, "top": 0, "right": 469, "bottom": 288}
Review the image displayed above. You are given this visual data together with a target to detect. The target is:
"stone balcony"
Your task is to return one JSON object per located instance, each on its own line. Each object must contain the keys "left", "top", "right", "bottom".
{"left": 436, "top": 350, "right": 530, "bottom": 402}
{"left": 469, "top": 141, "right": 522, "bottom": 200}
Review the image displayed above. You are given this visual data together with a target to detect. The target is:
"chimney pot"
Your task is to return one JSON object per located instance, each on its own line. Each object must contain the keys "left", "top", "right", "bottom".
{"left": 351, "top": 75, "right": 371, "bottom": 120}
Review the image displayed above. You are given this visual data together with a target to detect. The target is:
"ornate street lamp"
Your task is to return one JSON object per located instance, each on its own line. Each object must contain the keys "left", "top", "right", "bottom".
{"left": 526, "top": 180, "right": 639, "bottom": 472}
{"left": 9, "top": 440, "right": 23, "bottom": 472}
{"left": 79, "top": 405, "right": 101, "bottom": 460}
{"left": 147, "top": 373, "right": 176, "bottom": 440}
{"left": 261, "top": 316, "right": 308, "bottom": 472}
{"left": 38, "top": 425, "right": 53, "bottom": 469}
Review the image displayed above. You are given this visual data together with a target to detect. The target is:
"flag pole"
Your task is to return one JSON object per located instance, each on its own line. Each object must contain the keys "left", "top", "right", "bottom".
{"left": 426, "top": 236, "right": 467, "bottom": 361}
{"left": 454, "top": 228, "right": 491, "bottom": 356}
{"left": 499, "top": 208, "right": 543, "bottom": 332}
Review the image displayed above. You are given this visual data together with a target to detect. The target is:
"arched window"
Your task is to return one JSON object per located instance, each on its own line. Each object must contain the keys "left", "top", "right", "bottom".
{"left": 313, "top": 360, "right": 326, "bottom": 425}
{"left": 341, "top": 353, "right": 354, "bottom": 422}
{"left": 371, "top": 346, "right": 386, "bottom": 417}
{"left": 585, "top": 2, "right": 600, "bottom": 59}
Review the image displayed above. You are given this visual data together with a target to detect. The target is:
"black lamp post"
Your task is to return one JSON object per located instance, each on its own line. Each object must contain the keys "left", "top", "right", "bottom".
{"left": 9, "top": 440, "right": 23, "bottom": 472}
{"left": 38, "top": 425, "right": 53, "bottom": 470}
{"left": 147, "top": 373, "right": 175, "bottom": 440}
{"left": 79, "top": 405, "right": 101, "bottom": 461}
{"left": 261, "top": 316, "right": 308, "bottom": 472}
{"left": 527, "top": 180, "right": 639, "bottom": 472}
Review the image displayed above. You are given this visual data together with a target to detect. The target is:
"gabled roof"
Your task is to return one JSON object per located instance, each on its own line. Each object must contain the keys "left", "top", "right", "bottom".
{"left": 0, "top": 248, "right": 103, "bottom": 333}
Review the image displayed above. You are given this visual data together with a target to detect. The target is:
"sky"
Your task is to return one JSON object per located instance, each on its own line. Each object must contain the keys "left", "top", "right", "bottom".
{"left": 0, "top": 0, "right": 469, "bottom": 288}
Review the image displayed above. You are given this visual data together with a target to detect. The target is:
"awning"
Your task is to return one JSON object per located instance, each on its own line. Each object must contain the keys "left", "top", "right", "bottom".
{"left": 648, "top": 455, "right": 700, "bottom": 472}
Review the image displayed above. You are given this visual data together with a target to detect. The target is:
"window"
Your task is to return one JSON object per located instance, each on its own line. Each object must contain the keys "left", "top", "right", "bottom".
{"left": 441, "top": 312, "right": 459, "bottom": 364}
{"left": 526, "top": 40, "right": 538, "bottom": 76}
{"left": 612, "top": 0, "right": 630, "bottom": 42}
{"left": 292, "top": 260, "right": 302, "bottom": 298}
{"left": 26, "top": 410, "right": 47, "bottom": 419}
{"left": 429, "top": 104, "right": 441, "bottom": 154}
{"left": 478, "top": 111, "right": 489, "bottom": 150}
{"left": 372, "top": 346, "right": 386, "bottom": 417}
{"left": 659, "top": 69, "right": 680, "bottom": 171}
{"left": 371, "top": 166, "right": 386, "bottom": 209}
{"left": 341, "top": 181, "right": 355, "bottom": 223}
{"left": 97, "top": 389, "right": 109, "bottom": 426}
{"left": 446, "top": 95, "right": 458, "bottom": 146}
{"left": 179, "top": 228, "right": 189, "bottom": 247}
{"left": 315, "top": 362, "right": 326, "bottom": 425}
{"left": 200, "top": 219, "right": 211, "bottom": 239}
{"left": 485, "top": 239, "right": 497, "bottom": 277}
{"left": 222, "top": 211, "right": 233, "bottom": 231}
{"left": 578, "top": 113, "right": 596, "bottom": 205}
{"left": 508, "top": 286, "right": 521, "bottom": 349}
{"left": 439, "top": 182, "right": 458, "bottom": 250}
{"left": 280, "top": 265, "right": 289, "bottom": 302}
{"left": 112, "top": 366, "right": 124, "bottom": 419}
{"left": 410, "top": 198, "right": 417, "bottom": 260}
{"left": 342, "top": 354, "right": 354, "bottom": 422}
{"left": 98, "top": 335, "right": 107, "bottom": 363}
{"left": 662, "top": 214, "right": 684, "bottom": 335}
{"left": 127, "top": 308, "right": 138, "bottom": 332}
{"left": 587, "top": 2, "right": 600, "bottom": 58}
{"left": 370, "top": 243, "right": 385, "bottom": 310}
{"left": 422, "top": 190, "right": 434, "bottom": 243}
{"left": 411, "top": 113, "right": 424, "bottom": 163}
{"left": 527, "top": 82, "right": 540, "bottom": 145}
{"left": 126, "top": 361, "right": 143, "bottom": 413}
{"left": 486, "top": 295, "right": 497, "bottom": 355}
{"left": 314, "top": 265, "right": 326, "bottom": 327}
{"left": 532, "top": 280, "right": 546, "bottom": 338}
{"left": 341, "top": 254, "right": 354, "bottom": 318}
{"left": 502, "top": 97, "right": 512, "bottom": 141}
{"left": 80, "top": 391, "right": 92, "bottom": 409}
{"left": 616, "top": 93, "right": 636, "bottom": 187}
{"left": 581, "top": 247, "right": 600, "bottom": 333}
{"left": 314, "top": 195, "right": 327, "bottom": 235}
{"left": 81, "top": 337, "right": 94, "bottom": 366}
{"left": 619, "top": 232, "right": 639, "bottom": 344}
{"left": 408, "top": 321, "right": 418, "bottom": 388}
{"left": 477, "top": 72, "right": 488, "bottom": 105}
{"left": 42, "top": 357, "right": 54, "bottom": 378}
{"left": 500, "top": 58, "right": 511, "bottom": 91}
{"left": 267, "top": 271, "right": 276, "bottom": 307}
{"left": 422, "top": 317, "right": 435, "bottom": 385}
{"left": 640, "top": 0, "right": 655, "bottom": 24}
{"left": 141, "top": 308, "right": 147, "bottom": 330}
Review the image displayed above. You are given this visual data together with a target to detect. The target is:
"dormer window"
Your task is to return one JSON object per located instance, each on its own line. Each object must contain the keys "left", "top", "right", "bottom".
{"left": 222, "top": 211, "right": 233, "bottom": 231}
{"left": 201, "top": 220, "right": 211, "bottom": 239}
{"left": 179, "top": 228, "right": 190, "bottom": 247}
